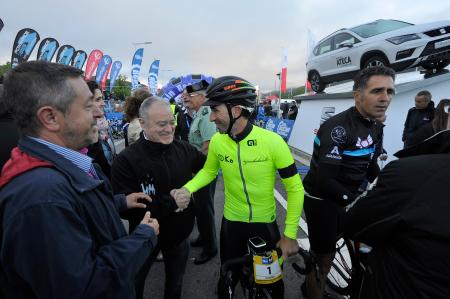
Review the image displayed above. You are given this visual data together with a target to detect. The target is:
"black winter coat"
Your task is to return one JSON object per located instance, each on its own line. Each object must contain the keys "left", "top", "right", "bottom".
{"left": 402, "top": 101, "right": 435, "bottom": 146}
{"left": 343, "top": 129, "right": 450, "bottom": 299}
{"left": 111, "top": 136, "right": 206, "bottom": 249}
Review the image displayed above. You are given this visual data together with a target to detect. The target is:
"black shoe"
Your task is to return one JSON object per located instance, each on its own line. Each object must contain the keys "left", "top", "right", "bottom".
{"left": 190, "top": 237, "right": 204, "bottom": 247}
{"left": 193, "top": 250, "right": 217, "bottom": 265}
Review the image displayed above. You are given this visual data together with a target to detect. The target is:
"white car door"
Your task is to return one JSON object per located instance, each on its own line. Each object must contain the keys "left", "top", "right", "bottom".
{"left": 329, "top": 32, "right": 361, "bottom": 75}
{"left": 313, "top": 37, "right": 336, "bottom": 77}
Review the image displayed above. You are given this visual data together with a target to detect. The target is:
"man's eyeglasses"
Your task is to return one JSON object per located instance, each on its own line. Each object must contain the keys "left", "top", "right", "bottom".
{"left": 187, "top": 93, "right": 201, "bottom": 98}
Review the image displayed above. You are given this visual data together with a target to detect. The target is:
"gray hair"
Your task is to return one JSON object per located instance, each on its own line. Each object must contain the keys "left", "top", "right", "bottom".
{"left": 3, "top": 61, "right": 83, "bottom": 135}
{"left": 139, "top": 96, "right": 171, "bottom": 121}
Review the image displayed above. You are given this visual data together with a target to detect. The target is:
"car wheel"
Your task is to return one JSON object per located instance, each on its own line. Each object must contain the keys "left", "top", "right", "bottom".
{"left": 363, "top": 56, "right": 388, "bottom": 68}
{"left": 309, "top": 71, "right": 326, "bottom": 92}
{"left": 422, "top": 59, "right": 450, "bottom": 71}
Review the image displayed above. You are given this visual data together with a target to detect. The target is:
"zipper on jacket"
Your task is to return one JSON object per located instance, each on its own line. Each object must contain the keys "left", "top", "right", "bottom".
{"left": 237, "top": 142, "right": 252, "bottom": 222}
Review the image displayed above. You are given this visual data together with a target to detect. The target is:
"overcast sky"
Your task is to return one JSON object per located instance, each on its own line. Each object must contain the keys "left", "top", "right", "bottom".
{"left": 1, "top": 0, "right": 449, "bottom": 91}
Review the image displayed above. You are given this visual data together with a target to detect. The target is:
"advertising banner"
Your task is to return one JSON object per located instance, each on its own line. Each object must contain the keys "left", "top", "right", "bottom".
{"left": 36, "top": 38, "right": 59, "bottom": 61}
{"left": 95, "top": 55, "right": 112, "bottom": 85}
{"left": 148, "top": 59, "right": 160, "bottom": 95}
{"left": 262, "top": 117, "right": 295, "bottom": 141}
{"left": 56, "top": 45, "right": 75, "bottom": 65}
{"left": 281, "top": 48, "right": 287, "bottom": 93}
{"left": 161, "top": 74, "right": 213, "bottom": 101}
{"left": 100, "top": 63, "right": 112, "bottom": 91}
{"left": 84, "top": 49, "right": 103, "bottom": 80}
{"left": 11, "top": 28, "right": 40, "bottom": 68}
{"left": 109, "top": 61, "right": 122, "bottom": 90}
{"left": 71, "top": 50, "right": 87, "bottom": 69}
{"left": 131, "top": 48, "right": 144, "bottom": 90}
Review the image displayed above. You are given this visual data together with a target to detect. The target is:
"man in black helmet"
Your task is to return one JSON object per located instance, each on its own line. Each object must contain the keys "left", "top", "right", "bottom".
{"left": 171, "top": 76, "right": 304, "bottom": 298}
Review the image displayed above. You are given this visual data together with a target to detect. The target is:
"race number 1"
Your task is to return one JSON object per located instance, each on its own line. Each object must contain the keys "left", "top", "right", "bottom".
{"left": 253, "top": 250, "right": 283, "bottom": 284}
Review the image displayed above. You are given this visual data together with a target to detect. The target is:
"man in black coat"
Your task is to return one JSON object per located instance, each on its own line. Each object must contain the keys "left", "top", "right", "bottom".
{"left": 111, "top": 97, "right": 206, "bottom": 299}
{"left": 402, "top": 90, "right": 434, "bottom": 148}
{"left": 343, "top": 129, "right": 450, "bottom": 299}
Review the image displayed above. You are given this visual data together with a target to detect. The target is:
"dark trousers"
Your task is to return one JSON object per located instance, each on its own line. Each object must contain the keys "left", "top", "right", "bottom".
{"left": 217, "top": 218, "right": 284, "bottom": 298}
{"left": 193, "top": 178, "right": 218, "bottom": 252}
{"left": 135, "top": 239, "right": 190, "bottom": 299}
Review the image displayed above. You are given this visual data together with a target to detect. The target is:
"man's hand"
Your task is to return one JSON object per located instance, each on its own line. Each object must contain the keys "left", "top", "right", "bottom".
{"left": 277, "top": 235, "right": 299, "bottom": 261}
{"left": 126, "top": 192, "right": 152, "bottom": 209}
{"left": 379, "top": 153, "right": 388, "bottom": 161}
{"left": 140, "top": 211, "right": 159, "bottom": 235}
{"left": 170, "top": 188, "right": 191, "bottom": 212}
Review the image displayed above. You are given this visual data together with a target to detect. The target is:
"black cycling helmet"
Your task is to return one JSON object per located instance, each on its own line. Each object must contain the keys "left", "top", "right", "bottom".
{"left": 204, "top": 76, "right": 257, "bottom": 136}
{"left": 204, "top": 76, "right": 257, "bottom": 107}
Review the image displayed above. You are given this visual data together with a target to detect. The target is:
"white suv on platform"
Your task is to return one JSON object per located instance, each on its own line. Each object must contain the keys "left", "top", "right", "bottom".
{"left": 306, "top": 19, "right": 450, "bottom": 92}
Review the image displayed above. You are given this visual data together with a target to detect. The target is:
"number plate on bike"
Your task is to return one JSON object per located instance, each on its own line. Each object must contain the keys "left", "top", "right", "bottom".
{"left": 253, "top": 250, "right": 282, "bottom": 284}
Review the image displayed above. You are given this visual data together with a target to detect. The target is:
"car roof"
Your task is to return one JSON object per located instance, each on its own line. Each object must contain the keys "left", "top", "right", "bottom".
{"left": 315, "top": 19, "right": 414, "bottom": 45}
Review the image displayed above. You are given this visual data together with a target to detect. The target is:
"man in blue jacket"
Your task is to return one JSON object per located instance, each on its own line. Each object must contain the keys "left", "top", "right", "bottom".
{"left": 0, "top": 61, "right": 159, "bottom": 299}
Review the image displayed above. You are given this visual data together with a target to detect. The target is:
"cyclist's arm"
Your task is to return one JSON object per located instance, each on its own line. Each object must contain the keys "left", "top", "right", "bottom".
{"left": 366, "top": 156, "right": 380, "bottom": 183}
{"left": 342, "top": 160, "right": 404, "bottom": 245}
{"left": 315, "top": 127, "right": 357, "bottom": 205}
{"left": 183, "top": 136, "right": 219, "bottom": 194}
{"left": 273, "top": 136, "right": 304, "bottom": 240}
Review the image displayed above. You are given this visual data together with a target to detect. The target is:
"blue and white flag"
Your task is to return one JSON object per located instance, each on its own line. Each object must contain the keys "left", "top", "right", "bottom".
{"left": 95, "top": 55, "right": 112, "bottom": 84}
{"left": 109, "top": 61, "right": 122, "bottom": 91}
{"left": 148, "top": 60, "right": 160, "bottom": 95}
{"left": 56, "top": 45, "right": 75, "bottom": 65}
{"left": 11, "top": 28, "right": 40, "bottom": 68}
{"left": 71, "top": 50, "right": 87, "bottom": 69}
{"left": 131, "top": 48, "right": 144, "bottom": 90}
{"left": 36, "top": 38, "right": 59, "bottom": 61}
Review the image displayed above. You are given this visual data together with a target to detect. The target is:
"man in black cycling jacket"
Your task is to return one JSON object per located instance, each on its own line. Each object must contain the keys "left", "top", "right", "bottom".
{"left": 302, "top": 66, "right": 396, "bottom": 299}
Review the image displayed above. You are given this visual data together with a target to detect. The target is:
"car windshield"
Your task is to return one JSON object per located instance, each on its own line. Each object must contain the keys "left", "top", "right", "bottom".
{"left": 350, "top": 20, "right": 413, "bottom": 38}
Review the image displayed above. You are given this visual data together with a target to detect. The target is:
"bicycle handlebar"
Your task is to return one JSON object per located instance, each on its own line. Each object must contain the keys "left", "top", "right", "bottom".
{"left": 292, "top": 247, "right": 313, "bottom": 275}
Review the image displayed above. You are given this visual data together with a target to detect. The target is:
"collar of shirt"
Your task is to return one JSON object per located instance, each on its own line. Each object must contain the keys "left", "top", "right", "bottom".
{"left": 28, "top": 136, "right": 97, "bottom": 177}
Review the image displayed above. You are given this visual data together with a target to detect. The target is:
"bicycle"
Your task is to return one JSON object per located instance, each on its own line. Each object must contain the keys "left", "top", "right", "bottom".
{"left": 293, "top": 237, "right": 370, "bottom": 298}
{"left": 220, "top": 236, "right": 284, "bottom": 299}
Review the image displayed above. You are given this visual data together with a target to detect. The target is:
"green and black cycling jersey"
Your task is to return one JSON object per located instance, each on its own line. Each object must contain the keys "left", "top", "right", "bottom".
{"left": 303, "top": 106, "right": 381, "bottom": 205}
{"left": 184, "top": 122, "right": 304, "bottom": 239}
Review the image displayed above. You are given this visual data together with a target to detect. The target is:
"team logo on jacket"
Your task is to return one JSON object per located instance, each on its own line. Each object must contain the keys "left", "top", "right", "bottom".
{"left": 331, "top": 126, "right": 346, "bottom": 143}
{"left": 218, "top": 154, "right": 233, "bottom": 163}
{"left": 355, "top": 134, "right": 373, "bottom": 148}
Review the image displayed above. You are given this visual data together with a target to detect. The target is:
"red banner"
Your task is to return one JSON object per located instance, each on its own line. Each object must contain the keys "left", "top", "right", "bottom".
{"left": 281, "top": 49, "right": 287, "bottom": 93}
{"left": 84, "top": 49, "right": 103, "bottom": 80}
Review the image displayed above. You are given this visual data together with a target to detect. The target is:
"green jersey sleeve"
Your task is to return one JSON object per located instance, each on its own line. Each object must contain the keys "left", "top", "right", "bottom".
{"left": 184, "top": 134, "right": 220, "bottom": 193}
{"left": 272, "top": 134, "right": 304, "bottom": 239}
